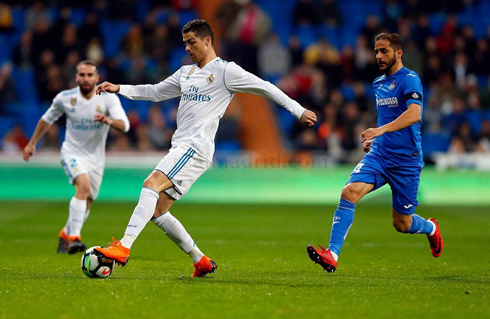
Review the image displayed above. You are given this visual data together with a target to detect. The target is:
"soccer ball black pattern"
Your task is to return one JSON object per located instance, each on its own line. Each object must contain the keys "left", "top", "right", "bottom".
{"left": 81, "top": 246, "right": 115, "bottom": 278}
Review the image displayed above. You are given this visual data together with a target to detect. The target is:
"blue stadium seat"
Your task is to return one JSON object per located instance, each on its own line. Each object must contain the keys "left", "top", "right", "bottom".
{"left": 422, "top": 132, "right": 451, "bottom": 156}
{"left": 168, "top": 48, "right": 188, "bottom": 71}
{"left": 215, "top": 140, "right": 241, "bottom": 152}
{"left": 341, "top": 84, "right": 355, "bottom": 102}
{"left": 317, "top": 26, "right": 341, "bottom": 50}
{"left": 12, "top": 8, "right": 25, "bottom": 31}
{"left": 101, "top": 21, "right": 131, "bottom": 58}
{"left": 11, "top": 69, "right": 38, "bottom": 103}
{"left": 136, "top": 0, "right": 150, "bottom": 22}
{"left": 429, "top": 12, "right": 446, "bottom": 35}
{"left": 293, "top": 25, "right": 317, "bottom": 49}
{"left": 178, "top": 11, "right": 197, "bottom": 28}
{"left": 0, "top": 116, "right": 16, "bottom": 140}
{"left": 70, "top": 8, "right": 86, "bottom": 27}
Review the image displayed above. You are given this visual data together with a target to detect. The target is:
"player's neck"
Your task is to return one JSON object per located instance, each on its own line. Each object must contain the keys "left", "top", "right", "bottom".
{"left": 81, "top": 89, "right": 95, "bottom": 100}
{"left": 385, "top": 62, "right": 404, "bottom": 77}
{"left": 197, "top": 52, "right": 217, "bottom": 69}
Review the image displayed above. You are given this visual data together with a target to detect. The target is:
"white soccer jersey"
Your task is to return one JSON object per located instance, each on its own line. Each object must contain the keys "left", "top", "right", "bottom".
{"left": 118, "top": 57, "right": 306, "bottom": 161}
{"left": 42, "top": 87, "right": 129, "bottom": 163}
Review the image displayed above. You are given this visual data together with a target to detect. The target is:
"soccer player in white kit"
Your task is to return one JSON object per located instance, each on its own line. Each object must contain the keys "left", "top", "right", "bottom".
{"left": 23, "top": 61, "right": 130, "bottom": 254}
{"left": 95, "top": 19, "right": 317, "bottom": 277}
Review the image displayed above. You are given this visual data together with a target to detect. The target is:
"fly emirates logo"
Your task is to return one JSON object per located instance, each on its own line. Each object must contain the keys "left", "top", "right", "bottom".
{"left": 376, "top": 97, "right": 398, "bottom": 108}
{"left": 181, "top": 85, "right": 212, "bottom": 102}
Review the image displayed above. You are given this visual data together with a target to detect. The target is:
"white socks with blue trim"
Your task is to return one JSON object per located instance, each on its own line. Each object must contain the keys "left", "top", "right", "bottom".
{"left": 66, "top": 197, "right": 87, "bottom": 237}
{"left": 152, "top": 211, "right": 204, "bottom": 263}
{"left": 121, "top": 188, "right": 160, "bottom": 249}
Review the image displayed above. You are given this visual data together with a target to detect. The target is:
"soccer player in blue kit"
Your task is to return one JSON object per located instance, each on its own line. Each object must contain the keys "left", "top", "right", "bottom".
{"left": 307, "top": 33, "right": 443, "bottom": 273}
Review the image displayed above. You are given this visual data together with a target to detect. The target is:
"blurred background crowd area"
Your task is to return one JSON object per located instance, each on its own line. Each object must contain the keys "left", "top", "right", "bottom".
{"left": 0, "top": 0, "right": 490, "bottom": 165}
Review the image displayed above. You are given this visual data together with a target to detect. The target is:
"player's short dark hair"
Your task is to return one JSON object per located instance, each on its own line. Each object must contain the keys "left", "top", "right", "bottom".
{"left": 77, "top": 60, "right": 99, "bottom": 72}
{"left": 375, "top": 33, "right": 403, "bottom": 51}
{"left": 182, "top": 19, "right": 214, "bottom": 44}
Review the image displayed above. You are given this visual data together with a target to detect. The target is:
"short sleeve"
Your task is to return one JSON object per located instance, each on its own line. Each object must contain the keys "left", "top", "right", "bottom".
{"left": 41, "top": 93, "right": 64, "bottom": 124}
{"left": 403, "top": 73, "right": 423, "bottom": 107}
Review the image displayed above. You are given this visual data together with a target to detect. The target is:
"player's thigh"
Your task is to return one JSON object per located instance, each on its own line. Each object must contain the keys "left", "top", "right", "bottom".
{"left": 86, "top": 165, "right": 104, "bottom": 200}
{"left": 387, "top": 165, "right": 422, "bottom": 215}
{"left": 345, "top": 153, "right": 387, "bottom": 203}
{"left": 341, "top": 182, "right": 375, "bottom": 203}
{"left": 143, "top": 170, "right": 173, "bottom": 193}
{"left": 155, "top": 146, "right": 211, "bottom": 201}
{"left": 61, "top": 155, "right": 88, "bottom": 185}
{"left": 73, "top": 174, "right": 91, "bottom": 196}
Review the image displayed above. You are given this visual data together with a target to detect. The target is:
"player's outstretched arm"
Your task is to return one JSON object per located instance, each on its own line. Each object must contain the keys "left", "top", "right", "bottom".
{"left": 225, "top": 63, "right": 317, "bottom": 125}
{"left": 96, "top": 82, "right": 120, "bottom": 95}
{"left": 23, "top": 119, "right": 52, "bottom": 161}
{"left": 300, "top": 110, "right": 317, "bottom": 127}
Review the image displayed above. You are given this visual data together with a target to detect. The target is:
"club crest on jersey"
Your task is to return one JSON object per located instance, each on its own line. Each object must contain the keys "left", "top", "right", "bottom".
{"left": 206, "top": 74, "right": 214, "bottom": 84}
{"left": 70, "top": 98, "right": 77, "bottom": 106}
{"left": 96, "top": 105, "right": 103, "bottom": 114}
{"left": 389, "top": 81, "right": 396, "bottom": 90}
{"left": 186, "top": 66, "right": 197, "bottom": 79}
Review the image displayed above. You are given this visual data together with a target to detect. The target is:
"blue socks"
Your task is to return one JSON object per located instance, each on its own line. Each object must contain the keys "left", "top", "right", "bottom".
{"left": 407, "top": 214, "right": 435, "bottom": 235}
{"left": 328, "top": 199, "right": 355, "bottom": 256}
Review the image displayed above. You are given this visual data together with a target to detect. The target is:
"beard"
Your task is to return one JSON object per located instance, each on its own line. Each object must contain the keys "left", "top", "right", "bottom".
{"left": 379, "top": 55, "right": 397, "bottom": 73}
{"left": 79, "top": 83, "right": 94, "bottom": 95}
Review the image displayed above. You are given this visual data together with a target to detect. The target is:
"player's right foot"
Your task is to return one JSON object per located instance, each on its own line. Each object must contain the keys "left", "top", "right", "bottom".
{"left": 57, "top": 229, "right": 69, "bottom": 254}
{"left": 192, "top": 255, "right": 218, "bottom": 277}
{"left": 427, "top": 218, "right": 443, "bottom": 258}
{"left": 58, "top": 229, "right": 86, "bottom": 254}
{"left": 95, "top": 237, "right": 130, "bottom": 266}
{"left": 67, "top": 239, "right": 86, "bottom": 254}
{"left": 307, "top": 245, "right": 337, "bottom": 273}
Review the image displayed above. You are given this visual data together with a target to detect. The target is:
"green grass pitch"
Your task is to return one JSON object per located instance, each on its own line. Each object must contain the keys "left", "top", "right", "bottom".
{"left": 0, "top": 201, "right": 488, "bottom": 318}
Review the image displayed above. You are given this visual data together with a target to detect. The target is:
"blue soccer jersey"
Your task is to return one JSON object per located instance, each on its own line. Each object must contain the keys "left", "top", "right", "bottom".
{"left": 370, "top": 67, "right": 424, "bottom": 164}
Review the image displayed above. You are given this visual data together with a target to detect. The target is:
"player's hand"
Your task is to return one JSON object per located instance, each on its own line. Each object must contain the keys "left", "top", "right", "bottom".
{"left": 361, "top": 127, "right": 384, "bottom": 143}
{"left": 96, "top": 82, "right": 120, "bottom": 95}
{"left": 23, "top": 143, "right": 35, "bottom": 161}
{"left": 94, "top": 113, "right": 113, "bottom": 126}
{"left": 363, "top": 140, "right": 373, "bottom": 153}
{"left": 300, "top": 110, "right": 317, "bottom": 126}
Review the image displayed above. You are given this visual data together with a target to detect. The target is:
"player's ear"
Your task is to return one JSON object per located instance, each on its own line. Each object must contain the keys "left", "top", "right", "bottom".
{"left": 397, "top": 49, "right": 403, "bottom": 59}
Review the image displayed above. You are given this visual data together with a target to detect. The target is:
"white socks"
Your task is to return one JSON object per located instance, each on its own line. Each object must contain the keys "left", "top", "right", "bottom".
{"left": 65, "top": 197, "right": 87, "bottom": 237}
{"left": 152, "top": 211, "right": 204, "bottom": 263}
{"left": 121, "top": 188, "right": 160, "bottom": 249}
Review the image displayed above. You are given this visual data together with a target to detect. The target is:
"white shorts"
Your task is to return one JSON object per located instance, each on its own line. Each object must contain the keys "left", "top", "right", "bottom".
{"left": 61, "top": 154, "right": 104, "bottom": 200}
{"left": 155, "top": 145, "right": 211, "bottom": 200}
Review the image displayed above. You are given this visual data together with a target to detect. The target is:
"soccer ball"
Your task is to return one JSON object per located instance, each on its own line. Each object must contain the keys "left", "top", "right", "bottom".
{"left": 81, "top": 246, "right": 115, "bottom": 278}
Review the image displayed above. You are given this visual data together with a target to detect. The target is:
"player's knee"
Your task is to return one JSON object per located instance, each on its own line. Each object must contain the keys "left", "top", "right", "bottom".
{"left": 76, "top": 184, "right": 90, "bottom": 198}
{"left": 393, "top": 219, "right": 411, "bottom": 233}
{"left": 142, "top": 178, "right": 157, "bottom": 190}
{"left": 341, "top": 185, "right": 360, "bottom": 203}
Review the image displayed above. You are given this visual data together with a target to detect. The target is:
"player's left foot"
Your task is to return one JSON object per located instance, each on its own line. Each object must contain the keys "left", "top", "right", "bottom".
{"left": 427, "top": 218, "right": 443, "bottom": 258}
{"left": 192, "top": 255, "right": 217, "bottom": 277}
{"left": 307, "top": 245, "right": 337, "bottom": 273}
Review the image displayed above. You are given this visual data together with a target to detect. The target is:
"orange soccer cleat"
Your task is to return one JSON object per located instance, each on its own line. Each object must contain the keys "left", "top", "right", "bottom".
{"left": 192, "top": 255, "right": 218, "bottom": 277}
{"left": 427, "top": 218, "right": 444, "bottom": 258}
{"left": 95, "top": 237, "right": 130, "bottom": 266}
{"left": 307, "top": 245, "right": 338, "bottom": 273}
{"left": 58, "top": 228, "right": 86, "bottom": 254}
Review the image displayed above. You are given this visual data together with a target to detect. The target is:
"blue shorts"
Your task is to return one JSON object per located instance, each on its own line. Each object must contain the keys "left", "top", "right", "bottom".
{"left": 347, "top": 152, "right": 423, "bottom": 215}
